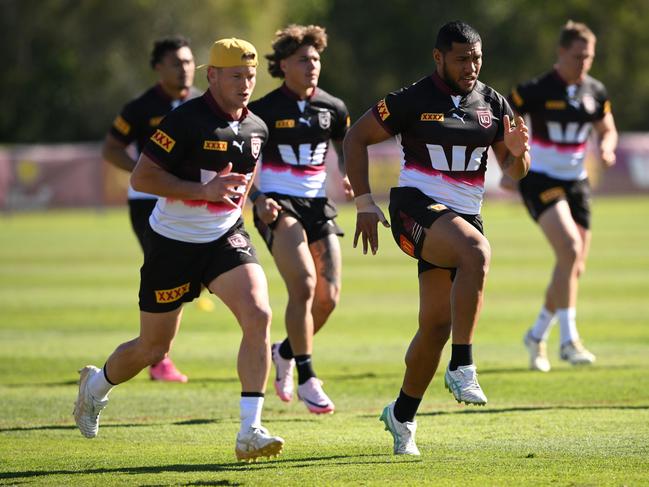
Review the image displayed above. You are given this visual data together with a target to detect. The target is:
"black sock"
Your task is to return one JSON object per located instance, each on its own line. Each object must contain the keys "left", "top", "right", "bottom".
{"left": 449, "top": 344, "right": 473, "bottom": 371}
{"left": 393, "top": 389, "right": 422, "bottom": 423}
{"left": 102, "top": 364, "right": 117, "bottom": 386}
{"left": 278, "top": 338, "right": 293, "bottom": 360}
{"left": 294, "top": 354, "right": 316, "bottom": 385}
{"left": 241, "top": 391, "right": 264, "bottom": 398}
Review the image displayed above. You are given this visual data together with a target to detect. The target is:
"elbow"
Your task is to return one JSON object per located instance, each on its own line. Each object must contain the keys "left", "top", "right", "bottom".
{"left": 130, "top": 168, "right": 145, "bottom": 192}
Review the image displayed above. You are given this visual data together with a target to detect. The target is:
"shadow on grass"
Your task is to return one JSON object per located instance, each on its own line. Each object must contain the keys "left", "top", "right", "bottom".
{"left": 0, "top": 453, "right": 398, "bottom": 481}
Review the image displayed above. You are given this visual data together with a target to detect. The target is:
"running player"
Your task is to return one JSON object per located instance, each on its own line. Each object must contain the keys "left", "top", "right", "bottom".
{"left": 75, "top": 38, "right": 284, "bottom": 462}
{"left": 102, "top": 36, "right": 200, "bottom": 383}
{"left": 503, "top": 21, "right": 618, "bottom": 372}
{"left": 344, "top": 21, "right": 530, "bottom": 455}
{"left": 247, "top": 24, "right": 352, "bottom": 414}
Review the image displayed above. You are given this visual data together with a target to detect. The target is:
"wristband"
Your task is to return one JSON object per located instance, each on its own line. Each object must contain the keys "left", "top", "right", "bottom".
{"left": 354, "top": 193, "right": 375, "bottom": 211}
{"left": 249, "top": 190, "right": 262, "bottom": 203}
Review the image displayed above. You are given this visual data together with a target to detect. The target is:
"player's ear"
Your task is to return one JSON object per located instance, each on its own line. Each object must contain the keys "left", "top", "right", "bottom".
{"left": 432, "top": 48, "right": 442, "bottom": 66}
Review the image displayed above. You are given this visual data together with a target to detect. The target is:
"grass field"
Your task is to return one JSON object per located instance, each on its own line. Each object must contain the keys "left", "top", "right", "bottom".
{"left": 1, "top": 196, "right": 648, "bottom": 486}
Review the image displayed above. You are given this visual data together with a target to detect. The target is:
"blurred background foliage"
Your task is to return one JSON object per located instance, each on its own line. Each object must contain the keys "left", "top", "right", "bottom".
{"left": 1, "top": 0, "right": 647, "bottom": 143}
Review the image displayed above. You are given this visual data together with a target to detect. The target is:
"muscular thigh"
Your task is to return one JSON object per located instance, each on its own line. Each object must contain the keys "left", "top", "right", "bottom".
{"left": 272, "top": 214, "right": 317, "bottom": 287}
{"left": 309, "top": 234, "right": 341, "bottom": 289}
{"left": 538, "top": 200, "right": 582, "bottom": 253}
{"left": 208, "top": 263, "right": 270, "bottom": 321}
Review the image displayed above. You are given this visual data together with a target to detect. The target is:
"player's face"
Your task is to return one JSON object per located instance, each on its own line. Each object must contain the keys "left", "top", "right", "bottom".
{"left": 156, "top": 47, "right": 195, "bottom": 92}
{"left": 209, "top": 66, "right": 257, "bottom": 112}
{"left": 435, "top": 42, "right": 482, "bottom": 95}
{"left": 280, "top": 44, "right": 321, "bottom": 92}
{"left": 557, "top": 39, "right": 595, "bottom": 83}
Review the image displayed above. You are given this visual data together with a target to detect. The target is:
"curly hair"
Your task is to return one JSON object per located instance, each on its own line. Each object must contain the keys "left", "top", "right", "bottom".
{"left": 266, "top": 24, "right": 328, "bottom": 78}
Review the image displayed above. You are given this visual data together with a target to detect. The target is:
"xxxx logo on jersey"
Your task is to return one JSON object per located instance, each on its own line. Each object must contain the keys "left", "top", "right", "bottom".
{"left": 113, "top": 115, "right": 131, "bottom": 135}
{"left": 275, "top": 119, "right": 295, "bottom": 128}
{"left": 377, "top": 99, "right": 390, "bottom": 121}
{"left": 421, "top": 113, "right": 444, "bottom": 122}
{"left": 203, "top": 140, "right": 228, "bottom": 151}
{"left": 545, "top": 100, "right": 567, "bottom": 110}
{"left": 151, "top": 129, "right": 176, "bottom": 152}
{"left": 155, "top": 282, "right": 190, "bottom": 303}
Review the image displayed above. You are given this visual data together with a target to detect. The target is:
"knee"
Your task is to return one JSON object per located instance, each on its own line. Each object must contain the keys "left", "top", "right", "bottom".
{"left": 419, "top": 321, "right": 452, "bottom": 348}
{"left": 557, "top": 238, "right": 580, "bottom": 266}
{"left": 313, "top": 286, "right": 340, "bottom": 317}
{"left": 459, "top": 239, "right": 491, "bottom": 278}
{"left": 240, "top": 303, "right": 272, "bottom": 339}
{"left": 288, "top": 273, "right": 317, "bottom": 303}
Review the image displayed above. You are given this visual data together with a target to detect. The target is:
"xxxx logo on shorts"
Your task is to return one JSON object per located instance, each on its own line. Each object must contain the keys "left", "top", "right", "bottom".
{"left": 113, "top": 115, "right": 131, "bottom": 135}
{"left": 377, "top": 99, "right": 390, "bottom": 121}
{"left": 275, "top": 119, "right": 295, "bottom": 128}
{"left": 540, "top": 187, "right": 565, "bottom": 204}
{"left": 151, "top": 129, "right": 176, "bottom": 152}
{"left": 203, "top": 140, "right": 228, "bottom": 151}
{"left": 399, "top": 235, "right": 415, "bottom": 257}
{"left": 427, "top": 203, "right": 447, "bottom": 212}
{"left": 155, "top": 282, "right": 190, "bottom": 303}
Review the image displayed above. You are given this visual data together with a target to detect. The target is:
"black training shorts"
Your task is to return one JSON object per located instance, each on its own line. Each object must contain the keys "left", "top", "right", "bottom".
{"left": 518, "top": 171, "right": 591, "bottom": 229}
{"left": 253, "top": 193, "right": 343, "bottom": 252}
{"left": 128, "top": 198, "right": 157, "bottom": 251}
{"left": 389, "top": 186, "right": 484, "bottom": 276}
{"left": 139, "top": 219, "right": 259, "bottom": 312}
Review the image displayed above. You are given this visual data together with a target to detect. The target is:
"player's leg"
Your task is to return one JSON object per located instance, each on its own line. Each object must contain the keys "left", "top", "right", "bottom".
{"left": 208, "top": 263, "right": 284, "bottom": 461}
{"left": 419, "top": 213, "right": 489, "bottom": 405}
{"left": 270, "top": 215, "right": 334, "bottom": 413}
{"left": 74, "top": 307, "right": 183, "bottom": 438}
{"left": 309, "top": 233, "right": 342, "bottom": 334}
{"left": 380, "top": 268, "right": 451, "bottom": 455}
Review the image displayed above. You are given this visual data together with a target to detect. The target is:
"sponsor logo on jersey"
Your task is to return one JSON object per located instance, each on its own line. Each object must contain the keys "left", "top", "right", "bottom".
{"left": 155, "top": 282, "right": 190, "bottom": 303}
{"left": 318, "top": 111, "right": 331, "bottom": 129}
{"left": 275, "top": 119, "right": 295, "bottom": 128}
{"left": 232, "top": 140, "right": 245, "bottom": 153}
{"left": 251, "top": 136, "right": 262, "bottom": 159}
{"left": 476, "top": 109, "right": 492, "bottom": 128}
{"left": 545, "top": 100, "right": 567, "bottom": 110}
{"left": 399, "top": 235, "right": 415, "bottom": 257}
{"left": 511, "top": 89, "right": 524, "bottom": 108}
{"left": 227, "top": 233, "right": 248, "bottom": 248}
{"left": 345, "top": 115, "right": 351, "bottom": 128}
{"left": 427, "top": 203, "right": 447, "bottom": 212}
{"left": 377, "top": 99, "right": 390, "bottom": 121}
{"left": 539, "top": 186, "right": 565, "bottom": 204}
{"left": 151, "top": 129, "right": 176, "bottom": 152}
{"left": 113, "top": 115, "right": 131, "bottom": 135}
{"left": 203, "top": 140, "right": 228, "bottom": 151}
{"left": 420, "top": 113, "right": 444, "bottom": 122}
{"left": 149, "top": 116, "right": 164, "bottom": 127}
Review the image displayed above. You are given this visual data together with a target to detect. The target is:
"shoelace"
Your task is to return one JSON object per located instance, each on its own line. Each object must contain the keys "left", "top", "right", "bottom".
{"left": 460, "top": 369, "right": 481, "bottom": 391}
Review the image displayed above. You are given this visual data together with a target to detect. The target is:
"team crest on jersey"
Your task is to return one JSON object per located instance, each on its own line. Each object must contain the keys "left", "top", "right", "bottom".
{"left": 151, "top": 129, "right": 176, "bottom": 152}
{"left": 421, "top": 113, "right": 444, "bottom": 122}
{"left": 203, "top": 140, "right": 228, "bottom": 151}
{"left": 251, "top": 136, "right": 262, "bottom": 158}
{"left": 476, "top": 110, "right": 492, "bottom": 129}
{"left": 377, "top": 99, "right": 390, "bottom": 121}
{"left": 275, "top": 119, "right": 295, "bottom": 128}
{"left": 149, "top": 116, "right": 164, "bottom": 127}
{"left": 227, "top": 234, "right": 248, "bottom": 248}
{"left": 427, "top": 203, "right": 447, "bottom": 212}
{"left": 318, "top": 111, "right": 331, "bottom": 129}
{"left": 582, "top": 94, "right": 596, "bottom": 114}
{"left": 155, "top": 282, "right": 190, "bottom": 303}
{"left": 113, "top": 115, "right": 131, "bottom": 135}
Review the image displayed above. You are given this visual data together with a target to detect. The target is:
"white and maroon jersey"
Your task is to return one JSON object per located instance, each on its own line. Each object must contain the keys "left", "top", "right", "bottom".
{"left": 248, "top": 84, "right": 350, "bottom": 198}
{"left": 373, "top": 72, "right": 512, "bottom": 214}
{"left": 509, "top": 70, "right": 611, "bottom": 181}
{"left": 109, "top": 84, "right": 201, "bottom": 200}
{"left": 142, "top": 90, "right": 268, "bottom": 243}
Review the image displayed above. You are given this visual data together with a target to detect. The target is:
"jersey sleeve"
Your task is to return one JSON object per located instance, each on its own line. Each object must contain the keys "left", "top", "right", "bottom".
{"left": 141, "top": 109, "right": 189, "bottom": 171}
{"left": 494, "top": 94, "right": 515, "bottom": 143}
{"left": 330, "top": 98, "right": 351, "bottom": 141}
{"left": 595, "top": 84, "right": 612, "bottom": 120}
{"left": 371, "top": 87, "right": 415, "bottom": 135}
{"left": 508, "top": 80, "right": 537, "bottom": 116}
{"left": 108, "top": 101, "right": 138, "bottom": 146}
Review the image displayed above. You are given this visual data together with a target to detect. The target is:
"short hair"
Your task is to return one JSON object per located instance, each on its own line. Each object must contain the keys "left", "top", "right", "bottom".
{"left": 266, "top": 24, "right": 328, "bottom": 78}
{"left": 150, "top": 35, "right": 191, "bottom": 69}
{"left": 435, "top": 21, "right": 482, "bottom": 53}
{"left": 558, "top": 20, "right": 596, "bottom": 48}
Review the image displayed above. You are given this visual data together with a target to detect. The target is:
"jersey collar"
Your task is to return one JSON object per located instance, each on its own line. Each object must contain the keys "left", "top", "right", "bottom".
{"left": 203, "top": 90, "right": 249, "bottom": 121}
{"left": 280, "top": 83, "right": 318, "bottom": 101}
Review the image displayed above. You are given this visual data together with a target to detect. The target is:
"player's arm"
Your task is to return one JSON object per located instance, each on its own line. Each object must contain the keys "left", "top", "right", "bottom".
{"left": 102, "top": 134, "right": 137, "bottom": 172}
{"left": 343, "top": 109, "right": 392, "bottom": 255}
{"left": 593, "top": 112, "right": 618, "bottom": 167}
{"left": 493, "top": 114, "right": 530, "bottom": 181}
{"left": 332, "top": 139, "right": 354, "bottom": 201}
{"left": 131, "top": 155, "right": 247, "bottom": 209}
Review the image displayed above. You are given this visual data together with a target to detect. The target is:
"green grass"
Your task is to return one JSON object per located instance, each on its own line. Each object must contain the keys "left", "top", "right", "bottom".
{"left": 1, "top": 196, "right": 648, "bottom": 486}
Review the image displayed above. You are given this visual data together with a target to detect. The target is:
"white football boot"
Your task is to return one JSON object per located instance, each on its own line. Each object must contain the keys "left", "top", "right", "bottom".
{"left": 73, "top": 365, "right": 108, "bottom": 438}
{"left": 379, "top": 401, "right": 420, "bottom": 455}
{"left": 235, "top": 425, "right": 284, "bottom": 462}
{"left": 560, "top": 340, "right": 596, "bottom": 365}
{"left": 524, "top": 330, "right": 551, "bottom": 372}
{"left": 444, "top": 364, "right": 488, "bottom": 405}
{"left": 271, "top": 342, "right": 295, "bottom": 402}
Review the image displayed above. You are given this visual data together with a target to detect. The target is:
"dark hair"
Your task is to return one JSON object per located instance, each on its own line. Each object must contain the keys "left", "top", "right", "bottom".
{"left": 435, "top": 21, "right": 481, "bottom": 53}
{"left": 150, "top": 35, "right": 191, "bottom": 69}
{"left": 559, "top": 20, "right": 596, "bottom": 48}
{"left": 266, "top": 24, "right": 327, "bottom": 78}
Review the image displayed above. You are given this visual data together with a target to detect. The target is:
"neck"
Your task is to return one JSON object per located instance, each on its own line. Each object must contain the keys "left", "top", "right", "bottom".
{"left": 160, "top": 82, "right": 189, "bottom": 100}
{"left": 284, "top": 80, "right": 315, "bottom": 100}
{"left": 209, "top": 86, "right": 243, "bottom": 119}
{"left": 555, "top": 64, "right": 581, "bottom": 85}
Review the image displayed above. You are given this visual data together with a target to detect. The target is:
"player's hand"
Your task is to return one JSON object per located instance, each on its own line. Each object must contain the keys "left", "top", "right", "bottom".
{"left": 255, "top": 195, "right": 282, "bottom": 224}
{"left": 202, "top": 162, "right": 248, "bottom": 209}
{"left": 499, "top": 173, "right": 518, "bottom": 191}
{"left": 353, "top": 193, "right": 390, "bottom": 255}
{"left": 503, "top": 115, "right": 530, "bottom": 157}
{"left": 341, "top": 176, "right": 355, "bottom": 201}
{"left": 601, "top": 148, "right": 616, "bottom": 168}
